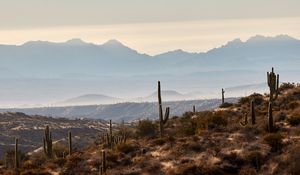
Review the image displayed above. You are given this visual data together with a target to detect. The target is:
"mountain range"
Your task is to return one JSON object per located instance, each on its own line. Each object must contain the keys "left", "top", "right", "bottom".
{"left": 0, "top": 34, "right": 299, "bottom": 107}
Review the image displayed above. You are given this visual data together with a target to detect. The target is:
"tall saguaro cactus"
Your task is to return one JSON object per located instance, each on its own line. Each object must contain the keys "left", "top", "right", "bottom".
{"left": 15, "top": 138, "right": 19, "bottom": 169}
{"left": 158, "top": 81, "right": 170, "bottom": 138}
{"left": 222, "top": 88, "right": 225, "bottom": 104}
{"left": 43, "top": 125, "right": 53, "bottom": 158}
{"left": 68, "top": 131, "right": 72, "bottom": 156}
{"left": 250, "top": 100, "right": 256, "bottom": 125}
{"left": 109, "top": 120, "right": 113, "bottom": 149}
{"left": 101, "top": 150, "right": 106, "bottom": 174}
{"left": 267, "top": 67, "right": 279, "bottom": 132}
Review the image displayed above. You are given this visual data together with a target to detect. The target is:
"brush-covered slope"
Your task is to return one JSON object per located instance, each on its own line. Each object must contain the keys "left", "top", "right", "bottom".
{"left": 1, "top": 83, "right": 300, "bottom": 174}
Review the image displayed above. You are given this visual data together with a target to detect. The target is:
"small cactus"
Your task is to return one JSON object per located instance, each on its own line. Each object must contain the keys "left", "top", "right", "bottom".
{"left": 251, "top": 100, "right": 256, "bottom": 125}
{"left": 158, "top": 81, "right": 170, "bottom": 138}
{"left": 222, "top": 88, "right": 225, "bottom": 104}
{"left": 15, "top": 138, "right": 19, "bottom": 169}
{"left": 101, "top": 150, "right": 106, "bottom": 174}
{"left": 109, "top": 120, "right": 113, "bottom": 149}
{"left": 68, "top": 131, "right": 72, "bottom": 156}
{"left": 43, "top": 125, "right": 53, "bottom": 158}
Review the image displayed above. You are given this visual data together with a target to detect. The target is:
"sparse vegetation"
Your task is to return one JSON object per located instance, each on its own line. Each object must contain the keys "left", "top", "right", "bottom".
{"left": 1, "top": 80, "right": 300, "bottom": 175}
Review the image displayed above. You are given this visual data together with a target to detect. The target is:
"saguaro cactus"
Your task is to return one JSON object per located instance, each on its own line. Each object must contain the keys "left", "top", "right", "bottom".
{"left": 158, "top": 81, "right": 170, "bottom": 138}
{"left": 101, "top": 150, "right": 106, "bottom": 174}
{"left": 68, "top": 131, "right": 72, "bottom": 156}
{"left": 222, "top": 88, "right": 225, "bottom": 104}
{"left": 109, "top": 120, "right": 113, "bottom": 149}
{"left": 267, "top": 67, "right": 279, "bottom": 132}
{"left": 15, "top": 138, "right": 19, "bottom": 169}
{"left": 43, "top": 125, "right": 53, "bottom": 158}
{"left": 193, "top": 105, "right": 196, "bottom": 114}
{"left": 251, "top": 100, "right": 256, "bottom": 125}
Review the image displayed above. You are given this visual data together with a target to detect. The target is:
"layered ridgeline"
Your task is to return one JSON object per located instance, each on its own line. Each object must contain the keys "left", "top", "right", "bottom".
{"left": 0, "top": 35, "right": 299, "bottom": 107}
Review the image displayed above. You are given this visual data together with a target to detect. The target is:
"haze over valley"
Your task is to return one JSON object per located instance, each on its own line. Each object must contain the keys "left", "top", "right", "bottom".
{"left": 0, "top": 35, "right": 299, "bottom": 108}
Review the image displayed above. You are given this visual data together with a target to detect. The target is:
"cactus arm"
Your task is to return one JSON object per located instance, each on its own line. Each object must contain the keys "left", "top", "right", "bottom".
{"left": 163, "top": 107, "right": 170, "bottom": 124}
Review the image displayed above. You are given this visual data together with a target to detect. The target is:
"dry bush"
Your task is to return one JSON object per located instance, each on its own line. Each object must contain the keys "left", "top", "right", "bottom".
{"left": 151, "top": 137, "right": 167, "bottom": 146}
{"left": 52, "top": 143, "right": 68, "bottom": 158}
{"left": 244, "top": 151, "right": 264, "bottom": 170}
{"left": 61, "top": 152, "right": 90, "bottom": 175}
{"left": 28, "top": 151, "right": 47, "bottom": 169}
{"left": 178, "top": 115, "right": 197, "bottom": 136}
{"left": 263, "top": 133, "right": 284, "bottom": 152}
{"left": 20, "top": 169, "right": 51, "bottom": 175}
{"left": 287, "top": 146, "right": 300, "bottom": 175}
{"left": 175, "top": 163, "right": 223, "bottom": 175}
{"left": 238, "top": 166, "right": 257, "bottom": 175}
{"left": 239, "top": 93, "right": 264, "bottom": 106}
{"left": 116, "top": 142, "right": 138, "bottom": 154}
{"left": 136, "top": 119, "right": 156, "bottom": 138}
{"left": 287, "top": 101, "right": 299, "bottom": 110}
{"left": 287, "top": 115, "right": 300, "bottom": 126}
{"left": 222, "top": 152, "right": 244, "bottom": 168}
{"left": 219, "top": 102, "right": 233, "bottom": 108}
{"left": 279, "top": 82, "right": 296, "bottom": 91}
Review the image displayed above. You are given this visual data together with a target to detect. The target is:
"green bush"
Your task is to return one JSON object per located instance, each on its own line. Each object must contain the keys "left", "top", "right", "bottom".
{"left": 136, "top": 120, "right": 156, "bottom": 137}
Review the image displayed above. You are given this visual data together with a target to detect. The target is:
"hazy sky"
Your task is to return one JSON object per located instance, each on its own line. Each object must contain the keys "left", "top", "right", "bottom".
{"left": 1, "top": 0, "right": 300, "bottom": 54}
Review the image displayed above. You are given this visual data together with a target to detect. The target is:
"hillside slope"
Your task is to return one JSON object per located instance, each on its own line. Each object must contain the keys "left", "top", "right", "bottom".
{"left": 1, "top": 83, "right": 300, "bottom": 174}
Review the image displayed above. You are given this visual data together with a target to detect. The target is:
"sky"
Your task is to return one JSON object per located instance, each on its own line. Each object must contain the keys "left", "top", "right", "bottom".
{"left": 0, "top": 0, "right": 300, "bottom": 54}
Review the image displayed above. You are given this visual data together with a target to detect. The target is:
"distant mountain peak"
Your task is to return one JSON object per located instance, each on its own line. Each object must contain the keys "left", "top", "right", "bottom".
{"left": 247, "top": 34, "right": 297, "bottom": 42}
{"left": 65, "top": 38, "right": 88, "bottom": 45}
{"left": 226, "top": 38, "right": 243, "bottom": 46}
{"left": 102, "top": 39, "right": 124, "bottom": 47}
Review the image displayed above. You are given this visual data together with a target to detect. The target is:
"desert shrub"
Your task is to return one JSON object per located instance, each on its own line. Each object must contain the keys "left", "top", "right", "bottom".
{"left": 116, "top": 142, "right": 138, "bottom": 154}
{"left": 238, "top": 167, "right": 257, "bottom": 175}
{"left": 264, "top": 133, "right": 284, "bottom": 152}
{"left": 61, "top": 152, "right": 90, "bottom": 175}
{"left": 244, "top": 151, "right": 264, "bottom": 170}
{"left": 53, "top": 143, "right": 68, "bottom": 158}
{"left": 106, "top": 151, "right": 119, "bottom": 164}
{"left": 277, "top": 112, "right": 287, "bottom": 121}
{"left": 219, "top": 102, "right": 233, "bottom": 108}
{"left": 28, "top": 152, "right": 47, "bottom": 168}
{"left": 136, "top": 120, "right": 156, "bottom": 137}
{"left": 152, "top": 138, "right": 167, "bottom": 146}
{"left": 20, "top": 169, "right": 51, "bottom": 175}
{"left": 222, "top": 152, "right": 244, "bottom": 167}
{"left": 178, "top": 115, "right": 197, "bottom": 136}
{"left": 287, "top": 101, "right": 299, "bottom": 110}
{"left": 279, "top": 82, "right": 296, "bottom": 91}
{"left": 287, "top": 146, "right": 300, "bottom": 175}
{"left": 4, "top": 149, "right": 27, "bottom": 169}
{"left": 287, "top": 115, "right": 300, "bottom": 126}
{"left": 175, "top": 164, "right": 223, "bottom": 175}
{"left": 182, "top": 112, "right": 195, "bottom": 118}
{"left": 239, "top": 93, "right": 264, "bottom": 106}
{"left": 186, "top": 141, "right": 203, "bottom": 152}
{"left": 22, "top": 160, "right": 35, "bottom": 169}
{"left": 52, "top": 157, "right": 66, "bottom": 167}
{"left": 207, "top": 113, "right": 228, "bottom": 127}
